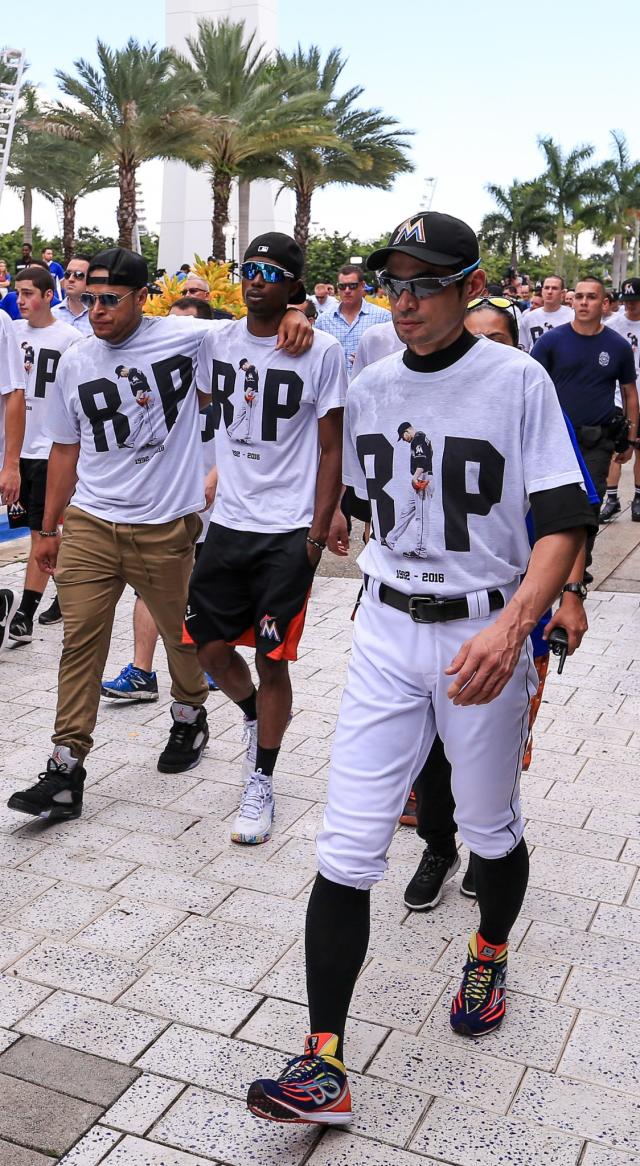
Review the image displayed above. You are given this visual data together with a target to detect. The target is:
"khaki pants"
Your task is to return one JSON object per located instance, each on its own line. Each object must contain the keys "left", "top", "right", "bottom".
{"left": 53, "top": 505, "right": 208, "bottom": 762}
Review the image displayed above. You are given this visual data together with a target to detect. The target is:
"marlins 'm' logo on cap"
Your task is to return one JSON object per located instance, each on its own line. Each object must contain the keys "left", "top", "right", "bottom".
{"left": 392, "top": 215, "right": 426, "bottom": 245}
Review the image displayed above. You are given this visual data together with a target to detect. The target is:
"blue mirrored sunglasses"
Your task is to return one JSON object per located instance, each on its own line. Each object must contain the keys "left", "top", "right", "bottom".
{"left": 241, "top": 261, "right": 295, "bottom": 283}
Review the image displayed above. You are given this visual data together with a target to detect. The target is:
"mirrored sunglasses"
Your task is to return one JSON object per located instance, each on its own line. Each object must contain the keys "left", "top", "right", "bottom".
{"left": 81, "top": 290, "right": 136, "bottom": 310}
{"left": 378, "top": 261, "right": 480, "bottom": 300}
{"left": 241, "top": 261, "right": 294, "bottom": 283}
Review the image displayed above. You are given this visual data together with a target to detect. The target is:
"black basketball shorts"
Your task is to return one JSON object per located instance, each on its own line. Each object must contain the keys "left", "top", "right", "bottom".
{"left": 186, "top": 523, "right": 317, "bottom": 661}
{"left": 18, "top": 457, "right": 48, "bottom": 531}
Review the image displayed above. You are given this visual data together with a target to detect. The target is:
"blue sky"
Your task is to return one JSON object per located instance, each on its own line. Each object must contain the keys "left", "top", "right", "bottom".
{"left": 1, "top": 0, "right": 638, "bottom": 243}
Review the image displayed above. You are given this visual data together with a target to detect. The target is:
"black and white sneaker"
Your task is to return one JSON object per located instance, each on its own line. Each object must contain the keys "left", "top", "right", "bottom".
{"left": 0, "top": 589, "right": 20, "bottom": 656}
{"left": 7, "top": 746, "right": 85, "bottom": 820}
{"left": 9, "top": 611, "right": 33, "bottom": 644}
{"left": 38, "top": 596, "right": 62, "bottom": 625}
{"left": 404, "top": 848, "right": 461, "bottom": 910}
{"left": 157, "top": 703, "right": 209, "bottom": 773}
{"left": 460, "top": 855, "right": 476, "bottom": 898}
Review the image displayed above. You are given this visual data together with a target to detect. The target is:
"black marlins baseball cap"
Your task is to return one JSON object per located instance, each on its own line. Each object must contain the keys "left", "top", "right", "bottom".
{"left": 620, "top": 277, "right": 640, "bottom": 302}
{"left": 87, "top": 248, "right": 149, "bottom": 288}
{"left": 367, "top": 212, "right": 480, "bottom": 272}
{"left": 243, "top": 232, "right": 306, "bottom": 302}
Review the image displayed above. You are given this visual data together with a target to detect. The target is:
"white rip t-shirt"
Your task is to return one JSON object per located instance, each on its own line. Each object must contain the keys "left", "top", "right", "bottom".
{"left": 13, "top": 318, "right": 79, "bottom": 459}
{"left": 196, "top": 318, "right": 347, "bottom": 532}
{"left": 352, "top": 320, "right": 403, "bottom": 377}
{"left": 0, "top": 312, "right": 25, "bottom": 466}
{"left": 47, "top": 315, "right": 229, "bottom": 524}
{"left": 343, "top": 337, "right": 586, "bottom": 597}
{"left": 519, "top": 305, "right": 574, "bottom": 353}
{"left": 605, "top": 311, "right": 640, "bottom": 374}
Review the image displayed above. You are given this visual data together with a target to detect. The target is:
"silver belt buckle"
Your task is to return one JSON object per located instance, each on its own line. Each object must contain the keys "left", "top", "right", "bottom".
{"left": 408, "top": 594, "right": 442, "bottom": 623}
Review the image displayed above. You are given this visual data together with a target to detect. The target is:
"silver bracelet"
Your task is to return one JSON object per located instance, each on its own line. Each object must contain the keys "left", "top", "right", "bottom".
{"left": 306, "top": 536, "right": 326, "bottom": 551}
{"left": 39, "top": 529, "right": 59, "bottom": 537}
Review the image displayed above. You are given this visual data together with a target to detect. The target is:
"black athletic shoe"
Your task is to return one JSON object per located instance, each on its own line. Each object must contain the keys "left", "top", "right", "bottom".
{"left": 9, "top": 611, "right": 33, "bottom": 644}
{"left": 157, "top": 705, "right": 209, "bottom": 773}
{"left": 460, "top": 856, "right": 476, "bottom": 897}
{"left": 38, "top": 596, "right": 62, "bottom": 625}
{"left": 404, "top": 848, "right": 461, "bottom": 910}
{"left": 632, "top": 497, "right": 640, "bottom": 522}
{"left": 0, "top": 589, "right": 20, "bottom": 657}
{"left": 7, "top": 747, "right": 85, "bottom": 820}
{"left": 599, "top": 497, "right": 620, "bottom": 523}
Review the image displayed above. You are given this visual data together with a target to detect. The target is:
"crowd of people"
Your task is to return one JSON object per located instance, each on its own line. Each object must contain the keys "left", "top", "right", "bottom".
{"left": 0, "top": 210, "right": 636, "bottom": 1131}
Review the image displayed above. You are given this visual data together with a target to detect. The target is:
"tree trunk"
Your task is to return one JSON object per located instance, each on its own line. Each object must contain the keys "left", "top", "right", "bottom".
{"left": 510, "top": 232, "right": 517, "bottom": 273}
{"left": 22, "top": 187, "right": 33, "bottom": 245}
{"left": 238, "top": 181, "right": 251, "bottom": 266}
{"left": 294, "top": 187, "right": 312, "bottom": 262}
{"left": 555, "top": 214, "right": 565, "bottom": 278}
{"left": 117, "top": 160, "right": 137, "bottom": 250}
{"left": 62, "top": 196, "right": 75, "bottom": 264}
{"left": 620, "top": 243, "right": 629, "bottom": 286}
{"left": 211, "top": 169, "right": 232, "bottom": 261}
{"left": 612, "top": 235, "right": 623, "bottom": 288}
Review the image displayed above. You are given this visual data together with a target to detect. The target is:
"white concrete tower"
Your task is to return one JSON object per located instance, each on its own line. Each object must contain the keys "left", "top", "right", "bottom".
{"left": 158, "top": 0, "right": 293, "bottom": 273}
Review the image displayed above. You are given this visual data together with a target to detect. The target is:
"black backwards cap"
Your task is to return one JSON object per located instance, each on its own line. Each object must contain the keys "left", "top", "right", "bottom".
{"left": 87, "top": 248, "right": 149, "bottom": 289}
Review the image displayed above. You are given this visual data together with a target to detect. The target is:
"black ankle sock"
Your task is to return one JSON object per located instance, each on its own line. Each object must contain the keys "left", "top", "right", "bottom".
{"left": 255, "top": 745, "right": 279, "bottom": 777}
{"left": 237, "top": 689, "right": 257, "bottom": 722}
{"left": 606, "top": 489, "right": 618, "bottom": 500}
{"left": 18, "top": 590, "right": 43, "bottom": 621}
{"left": 474, "top": 837, "right": 529, "bottom": 946}
{"left": 305, "top": 874, "right": 370, "bottom": 1061}
{"left": 635, "top": 487, "right": 640, "bottom": 499}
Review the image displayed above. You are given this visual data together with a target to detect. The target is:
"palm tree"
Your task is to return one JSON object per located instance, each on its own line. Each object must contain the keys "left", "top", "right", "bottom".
{"left": 271, "top": 46, "right": 414, "bottom": 255}
{"left": 7, "top": 86, "right": 45, "bottom": 245}
{"left": 50, "top": 39, "right": 208, "bottom": 249}
{"left": 592, "top": 131, "right": 640, "bottom": 287}
{"left": 34, "top": 139, "right": 117, "bottom": 262}
{"left": 480, "top": 179, "right": 551, "bottom": 270}
{"left": 537, "top": 137, "right": 602, "bottom": 277}
{"left": 179, "top": 19, "right": 336, "bottom": 259}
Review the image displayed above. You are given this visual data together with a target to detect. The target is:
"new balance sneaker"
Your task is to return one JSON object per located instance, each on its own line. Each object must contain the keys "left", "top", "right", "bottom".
{"left": 450, "top": 931, "right": 508, "bottom": 1037}
{"left": 242, "top": 717, "right": 258, "bottom": 782}
{"left": 404, "top": 848, "right": 460, "bottom": 910}
{"left": 9, "top": 611, "right": 33, "bottom": 645}
{"left": 101, "top": 663, "right": 159, "bottom": 702}
{"left": 231, "top": 769, "right": 274, "bottom": 844}
{"left": 7, "top": 746, "right": 85, "bottom": 820}
{"left": 38, "top": 595, "right": 63, "bottom": 625}
{"left": 599, "top": 496, "right": 620, "bottom": 523}
{"left": 632, "top": 496, "right": 640, "bottom": 522}
{"left": 460, "top": 856, "right": 476, "bottom": 898}
{"left": 205, "top": 672, "right": 218, "bottom": 691}
{"left": 157, "top": 703, "right": 209, "bottom": 773}
{"left": 399, "top": 788, "right": 418, "bottom": 827}
{"left": 0, "top": 589, "right": 20, "bottom": 657}
{"left": 247, "top": 1033, "right": 352, "bottom": 1125}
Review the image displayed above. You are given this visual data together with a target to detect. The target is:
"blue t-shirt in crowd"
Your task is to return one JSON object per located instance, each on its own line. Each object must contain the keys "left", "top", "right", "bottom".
{"left": 532, "top": 322, "right": 636, "bottom": 427}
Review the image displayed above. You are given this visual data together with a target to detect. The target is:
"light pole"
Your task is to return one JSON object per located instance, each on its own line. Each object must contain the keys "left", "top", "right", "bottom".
{"left": 223, "top": 222, "right": 237, "bottom": 279}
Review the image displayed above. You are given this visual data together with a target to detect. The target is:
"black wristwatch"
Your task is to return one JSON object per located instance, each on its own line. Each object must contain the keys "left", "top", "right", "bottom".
{"left": 562, "top": 582, "right": 587, "bottom": 601}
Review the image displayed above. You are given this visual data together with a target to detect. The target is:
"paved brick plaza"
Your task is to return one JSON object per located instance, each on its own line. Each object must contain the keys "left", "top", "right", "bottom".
{"left": 0, "top": 560, "right": 639, "bottom": 1165}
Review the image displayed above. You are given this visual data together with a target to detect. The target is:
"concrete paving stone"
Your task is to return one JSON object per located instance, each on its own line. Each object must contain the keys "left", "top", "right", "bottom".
{"left": 433, "top": 939, "right": 570, "bottom": 1002}
{"left": 561, "top": 965, "right": 639, "bottom": 1020}
{"left": 419, "top": 977, "right": 577, "bottom": 1072}
{"left": 8, "top": 885, "right": 118, "bottom": 942}
{"left": 410, "top": 1096, "right": 582, "bottom": 1165}
{"left": 307, "top": 1133, "right": 433, "bottom": 1165}
{"left": 344, "top": 1070, "right": 429, "bottom": 1145}
{"left": 520, "top": 920, "right": 640, "bottom": 979}
{"left": 524, "top": 821, "right": 625, "bottom": 860}
{"left": 118, "top": 970, "right": 258, "bottom": 1036}
{"left": 138, "top": 1026, "right": 291, "bottom": 1099}
{"left": 0, "top": 1034, "right": 139, "bottom": 1104}
{"left": 17, "top": 847, "right": 139, "bottom": 893}
{"left": 90, "top": 765, "right": 204, "bottom": 808}
{"left": 0, "top": 1071, "right": 102, "bottom": 1156}
{"left": 16, "top": 819, "right": 127, "bottom": 852}
{"left": 110, "top": 868, "right": 230, "bottom": 918}
{"left": 74, "top": 899, "right": 186, "bottom": 962}
{"left": 12, "top": 941, "right": 143, "bottom": 1003}
{"left": 156, "top": 779, "right": 241, "bottom": 819}
{"left": 520, "top": 796, "right": 590, "bottom": 828}
{"left": 350, "top": 958, "right": 448, "bottom": 1034}
{"left": 589, "top": 902, "right": 640, "bottom": 943}
{"left": 151, "top": 1085, "right": 320, "bottom": 1164}
{"left": 584, "top": 807, "right": 640, "bottom": 839}
{"left": 196, "top": 851, "right": 315, "bottom": 900}
{"left": 0, "top": 1027, "right": 19, "bottom": 1053}
{"left": 210, "top": 888, "right": 308, "bottom": 936}
{"left": 0, "top": 867, "right": 56, "bottom": 914}
{"left": 575, "top": 757, "right": 640, "bottom": 797}
{"left": 0, "top": 1142, "right": 56, "bottom": 1166}
{"left": 626, "top": 873, "right": 640, "bottom": 910}
{"left": 0, "top": 834, "right": 49, "bottom": 866}
{"left": 106, "top": 831, "right": 226, "bottom": 876}
{"left": 58, "top": 1126, "right": 123, "bottom": 1163}
{"left": 92, "top": 802, "right": 198, "bottom": 839}
{"left": 538, "top": 685, "right": 576, "bottom": 707}
{"left": 102, "top": 1073, "right": 185, "bottom": 1135}
{"left": 366, "top": 919, "right": 458, "bottom": 969}
{"left": 519, "top": 751, "right": 587, "bottom": 782}
{"left": 526, "top": 731, "right": 584, "bottom": 755}
{"left": 0, "top": 925, "right": 40, "bottom": 969}
{"left": 581, "top": 1146, "right": 640, "bottom": 1165}
{"left": 519, "top": 885, "right": 597, "bottom": 931}
{"left": 558, "top": 1011, "right": 640, "bottom": 1097}
{"left": 237, "top": 996, "right": 387, "bottom": 1074}
{"left": 0, "top": 972, "right": 51, "bottom": 1026}
{"left": 101, "top": 1136, "right": 214, "bottom": 1165}
{"left": 547, "top": 779, "right": 640, "bottom": 814}
{"left": 527, "top": 846, "right": 635, "bottom": 903}
{"left": 368, "top": 1029, "right": 524, "bottom": 1114}
{"left": 254, "top": 940, "right": 312, "bottom": 1006}
{"left": 15, "top": 991, "right": 167, "bottom": 1064}
{"left": 512, "top": 1067, "right": 640, "bottom": 1152}
{"left": 145, "top": 916, "right": 293, "bottom": 990}
{"left": 622, "top": 838, "right": 640, "bottom": 864}
{"left": 563, "top": 688, "right": 623, "bottom": 713}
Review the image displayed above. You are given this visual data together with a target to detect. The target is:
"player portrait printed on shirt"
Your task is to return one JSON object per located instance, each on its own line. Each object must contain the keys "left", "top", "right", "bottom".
{"left": 381, "top": 423, "right": 434, "bottom": 558}
{"left": 115, "top": 364, "right": 161, "bottom": 449}
{"left": 21, "top": 341, "right": 35, "bottom": 373}
{"left": 227, "top": 357, "right": 260, "bottom": 443}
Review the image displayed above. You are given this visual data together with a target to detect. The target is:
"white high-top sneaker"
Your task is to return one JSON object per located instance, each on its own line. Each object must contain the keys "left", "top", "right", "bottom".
{"left": 231, "top": 769, "right": 274, "bottom": 845}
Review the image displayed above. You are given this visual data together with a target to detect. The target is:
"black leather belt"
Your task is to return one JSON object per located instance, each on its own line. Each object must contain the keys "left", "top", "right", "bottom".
{"left": 364, "top": 575, "right": 505, "bottom": 624}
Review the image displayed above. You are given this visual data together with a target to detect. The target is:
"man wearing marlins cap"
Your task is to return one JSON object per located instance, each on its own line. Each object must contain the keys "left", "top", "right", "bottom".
{"left": 7, "top": 246, "right": 312, "bottom": 823}
{"left": 247, "top": 212, "right": 595, "bottom": 1126}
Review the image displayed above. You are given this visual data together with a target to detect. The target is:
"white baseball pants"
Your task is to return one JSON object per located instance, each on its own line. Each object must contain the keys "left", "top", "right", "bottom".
{"left": 317, "top": 588, "right": 538, "bottom": 889}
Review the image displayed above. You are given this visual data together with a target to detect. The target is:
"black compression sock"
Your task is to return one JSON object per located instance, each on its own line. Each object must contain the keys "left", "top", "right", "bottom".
{"left": 474, "top": 837, "right": 529, "bottom": 946}
{"left": 255, "top": 745, "right": 279, "bottom": 777}
{"left": 305, "top": 873, "right": 370, "bottom": 1062}
{"left": 18, "top": 590, "right": 44, "bottom": 620}
{"left": 237, "top": 689, "right": 257, "bottom": 722}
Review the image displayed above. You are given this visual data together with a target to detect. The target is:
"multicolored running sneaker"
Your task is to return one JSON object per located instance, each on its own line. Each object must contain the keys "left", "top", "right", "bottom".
{"left": 247, "top": 1033, "right": 352, "bottom": 1124}
{"left": 450, "top": 931, "right": 508, "bottom": 1037}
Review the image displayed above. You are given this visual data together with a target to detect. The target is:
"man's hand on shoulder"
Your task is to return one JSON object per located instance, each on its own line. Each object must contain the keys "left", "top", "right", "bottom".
{"left": 276, "top": 309, "right": 313, "bottom": 356}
